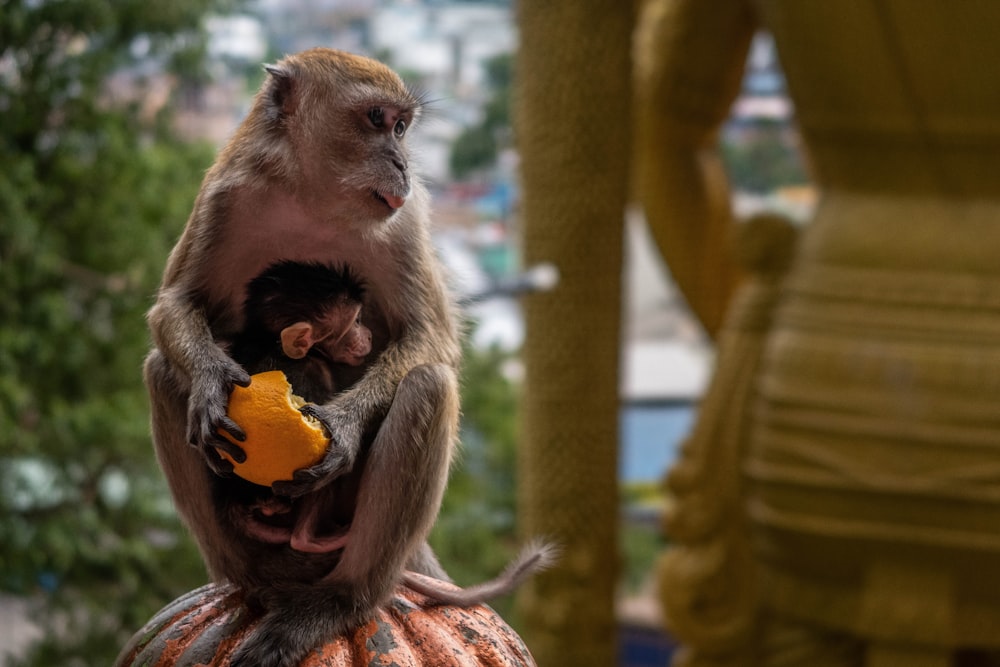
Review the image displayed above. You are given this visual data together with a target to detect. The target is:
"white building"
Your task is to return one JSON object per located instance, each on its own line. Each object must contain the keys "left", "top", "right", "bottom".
{"left": 369, "top": 2, "right": 515, "bottom": 93}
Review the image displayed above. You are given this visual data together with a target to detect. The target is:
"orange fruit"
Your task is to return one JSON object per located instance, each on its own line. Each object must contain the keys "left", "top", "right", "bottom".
{"left": 218, "top": 370, "right": 329, "bottom": 487}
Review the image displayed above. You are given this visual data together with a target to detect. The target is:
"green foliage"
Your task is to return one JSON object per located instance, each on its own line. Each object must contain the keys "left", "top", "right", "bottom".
{"left": 0, "top": 1, "right": 238, "bottom": 664}
{"left": 450, "top": 125, "right": 499, "bottom": 182}
{"left": 449, "top": 53, "right": 513, "bottom": 180}
{"left": 620, "top": 521, "right": 665, "bottom": 594}
{"left": 431, "top": 338, "right": 521, "bottom": 620}
{"left": 720, "top": 120, "right": 809, "bottom": 194}
{"left": 619, "top": 482, "right": 668, "bottom": 594}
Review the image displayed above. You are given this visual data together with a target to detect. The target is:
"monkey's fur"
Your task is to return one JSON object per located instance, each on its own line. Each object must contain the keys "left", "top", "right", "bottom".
{"left": 144, "top": 48, "right": 550, "bottom": 667}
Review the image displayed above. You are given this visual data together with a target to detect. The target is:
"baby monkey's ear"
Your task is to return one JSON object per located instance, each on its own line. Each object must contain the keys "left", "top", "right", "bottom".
{"left": 279, "top": 321, "right": 315, "bottom": 360}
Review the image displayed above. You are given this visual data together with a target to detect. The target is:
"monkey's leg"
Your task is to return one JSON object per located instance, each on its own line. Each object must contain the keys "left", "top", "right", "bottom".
{"left": 332, "top": 362, "right": 458, "bottom": 586}
{"left": 144, "top": 350, "right": 240, "bottom": 582}
{"left": 230, "top": 363, "right": 458, "bottom": 667}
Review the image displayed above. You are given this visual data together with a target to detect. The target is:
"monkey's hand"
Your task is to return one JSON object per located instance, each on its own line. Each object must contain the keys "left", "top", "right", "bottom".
{"left": 186, "top": 360, "right": 252, "bottom": 474}
{"left": 271, "top": 403, "right": 361, "bottom": 497}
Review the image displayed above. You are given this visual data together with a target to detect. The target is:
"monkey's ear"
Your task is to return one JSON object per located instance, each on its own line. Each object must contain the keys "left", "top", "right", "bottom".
{"left": 280, "top": 322, "right": 314, "bottom": 360}
{"left": 263, "top": 63, "right": 296, "bottom": 120}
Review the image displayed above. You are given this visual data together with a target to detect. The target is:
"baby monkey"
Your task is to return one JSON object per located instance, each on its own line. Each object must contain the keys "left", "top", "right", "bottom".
{"left": 230, "top": 260, "right": 372, "bottom": 404}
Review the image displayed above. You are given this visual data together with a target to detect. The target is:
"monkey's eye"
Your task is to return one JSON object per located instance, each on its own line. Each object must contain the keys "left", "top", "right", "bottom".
{"left": 368, "top": 107, "right": 384, "bottom": 128}
{"left": 393, "top": 119, "right": 406, "bottom": 137}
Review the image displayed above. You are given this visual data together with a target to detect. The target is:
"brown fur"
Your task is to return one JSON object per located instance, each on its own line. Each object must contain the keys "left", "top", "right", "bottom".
{"left": 144, "top": 49, "right": 465, "bottom": 667}
{"left": 145, "top": 49, "right": 551, "bottom": 667}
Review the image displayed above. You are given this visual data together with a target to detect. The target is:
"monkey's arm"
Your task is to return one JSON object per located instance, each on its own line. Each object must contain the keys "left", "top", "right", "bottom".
{"left": 634, "top": 0, "right": 756, "bottom": 337}
{"left": 147, "top": 281, "right": 251, "bottom": 471}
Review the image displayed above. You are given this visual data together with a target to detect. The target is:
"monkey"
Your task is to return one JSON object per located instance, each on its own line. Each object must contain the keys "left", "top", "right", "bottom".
{"left": 143, "top": 48, "right": 550, "bottom": 667}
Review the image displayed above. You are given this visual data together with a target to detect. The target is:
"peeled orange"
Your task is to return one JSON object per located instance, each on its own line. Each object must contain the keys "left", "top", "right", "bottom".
{"left": 218, "top": 370, "right": 329, "bottom": 487}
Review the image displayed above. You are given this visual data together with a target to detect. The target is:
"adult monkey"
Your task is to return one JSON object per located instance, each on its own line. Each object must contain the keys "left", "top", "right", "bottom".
{"left": 145, "top": 48, "right": 471, "bottom": 667}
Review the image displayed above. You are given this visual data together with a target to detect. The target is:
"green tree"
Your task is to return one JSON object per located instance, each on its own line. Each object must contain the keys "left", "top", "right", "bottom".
{"left": 0, "top": 1, "right": 239, "bottom": 664}
{"left": 720, "top": 120, "right": 809, "bottom": 193}
{"left": 449, "top": 53, "right": 513, "bottom": 180}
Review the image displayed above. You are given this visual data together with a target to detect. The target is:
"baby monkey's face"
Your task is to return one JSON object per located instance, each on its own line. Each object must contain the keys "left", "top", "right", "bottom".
{"left": 313, "top": 301, "right": 371, "bottom": 367}
{"left": 279, "top": 297, "right": 371, "bottom": 367}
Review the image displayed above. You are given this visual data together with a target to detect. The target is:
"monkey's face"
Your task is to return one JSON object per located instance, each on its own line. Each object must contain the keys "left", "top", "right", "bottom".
{"left": 261, "top": 48, "right": 423, "bottom": 222}
{"left": 338, "top": 101, "right": 417, "bottom": 215}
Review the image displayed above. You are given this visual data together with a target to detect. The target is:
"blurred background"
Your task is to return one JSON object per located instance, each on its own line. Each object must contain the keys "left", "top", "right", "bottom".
{"left": 0, "top": 1, "right": 809, "bottom": 665}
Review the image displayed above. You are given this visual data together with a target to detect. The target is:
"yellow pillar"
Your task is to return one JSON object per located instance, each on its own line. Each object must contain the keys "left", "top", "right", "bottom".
{"left": 514, "top": 2, "right": 634, "bottom": 665}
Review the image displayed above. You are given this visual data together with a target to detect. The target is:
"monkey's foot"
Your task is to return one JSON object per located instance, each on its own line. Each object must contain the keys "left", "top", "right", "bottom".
{"left": 234, "top": 473, "right": 358, "bottom": 553}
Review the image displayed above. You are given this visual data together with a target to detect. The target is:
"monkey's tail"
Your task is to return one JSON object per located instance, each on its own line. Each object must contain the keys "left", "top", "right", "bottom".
{"left": 402, "top": 539, "right": 559, "bottom": 607}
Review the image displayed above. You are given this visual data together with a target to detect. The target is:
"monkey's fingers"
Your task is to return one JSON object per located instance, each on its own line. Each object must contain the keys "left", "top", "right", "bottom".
{"left": 209, "top": 433, "right": 248, "bottom": 463}
{"left": 199, "top": 444, "right": 237, "bottom": 475}
{"left": 271, "top": 468, "right": 322, "bottom": 498}
{"left": 217, "top": 415, "right": 247, "bottom": 443}
{"left": 298, "top": 404, "right": 332, "bottom": 436}
{"left": 231, "top": 368, "right": 252, "bottom": 387}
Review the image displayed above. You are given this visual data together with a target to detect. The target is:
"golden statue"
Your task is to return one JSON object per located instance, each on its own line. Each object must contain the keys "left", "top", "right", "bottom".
{"left": 636, "top": 1, "right": 1000, "bottom": 665}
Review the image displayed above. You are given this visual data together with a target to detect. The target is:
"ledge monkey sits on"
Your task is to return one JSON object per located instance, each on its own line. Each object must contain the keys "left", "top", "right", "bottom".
{"left": 143, "top": 48, "right": 549, "bottom": 667}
